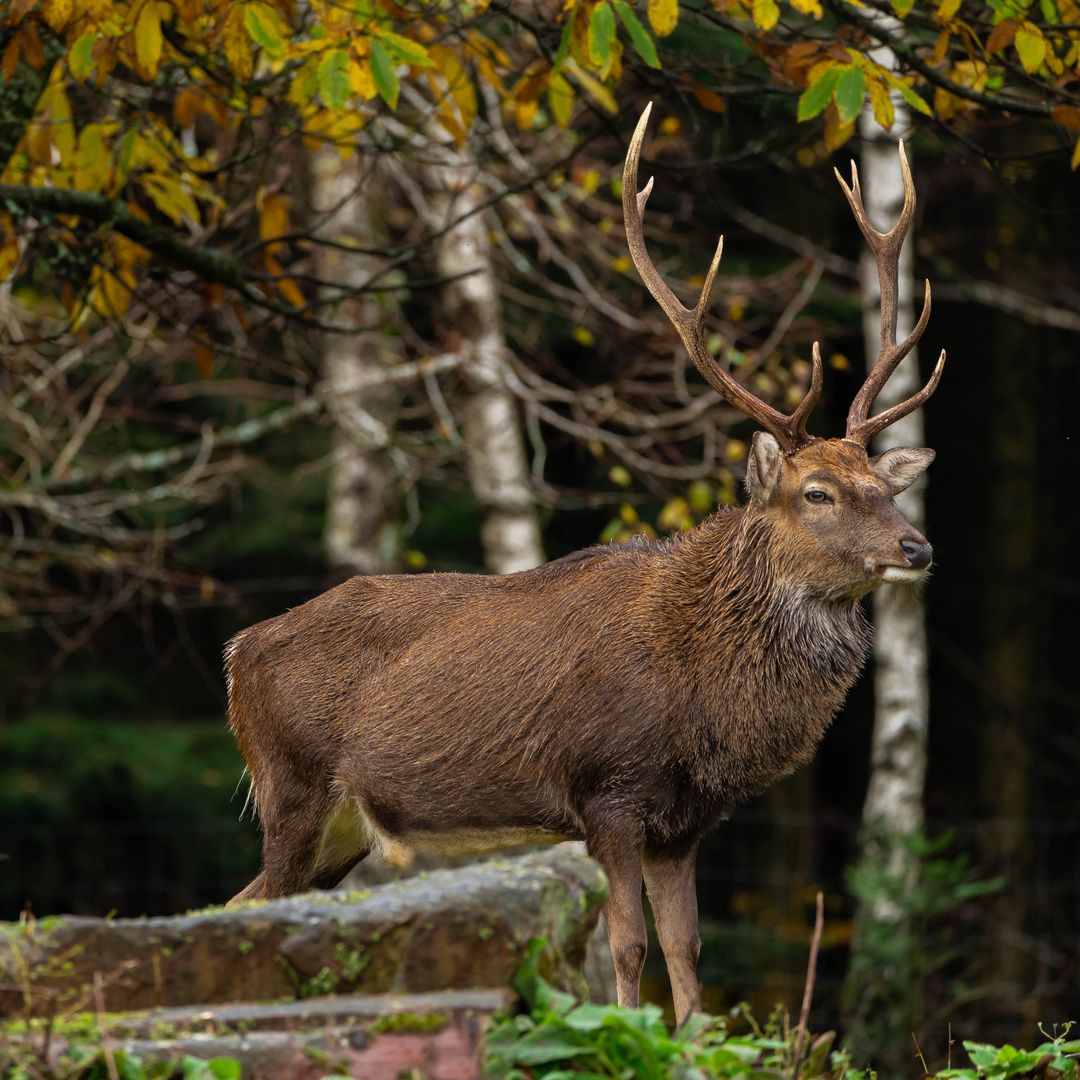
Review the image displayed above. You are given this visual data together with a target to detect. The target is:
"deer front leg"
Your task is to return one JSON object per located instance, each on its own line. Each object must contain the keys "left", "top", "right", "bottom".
{"left": 591, "top": 835, "right": 648, "bottom": 1009}
{"left": 642, "top": 843, "right": 702, "bottom": 1026}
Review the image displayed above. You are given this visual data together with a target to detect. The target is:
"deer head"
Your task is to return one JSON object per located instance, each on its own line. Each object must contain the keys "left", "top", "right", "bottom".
{"left": 623, "top": 103, "right": 945, "bottom": 597}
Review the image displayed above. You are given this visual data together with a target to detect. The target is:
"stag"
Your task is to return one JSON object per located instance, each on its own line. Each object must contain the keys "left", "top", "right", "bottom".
{"left": 225, "top": 104, "right": 944, "bottom": 1025}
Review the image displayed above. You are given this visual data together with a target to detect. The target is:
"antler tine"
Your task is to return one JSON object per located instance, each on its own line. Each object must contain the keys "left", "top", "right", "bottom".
{"left": 623, "top": 104, "right": 819, "bottom": 453}
{"left": 836, "top": 141, "right": 938, "bottom": 446}
{"left": 847, "top": 349, "right": 946, "bottom": 446}
{"left": 789, "top": 341, "right": 824, "bottom": 442}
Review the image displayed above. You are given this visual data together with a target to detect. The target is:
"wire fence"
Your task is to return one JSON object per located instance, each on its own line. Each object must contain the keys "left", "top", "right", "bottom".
{"left": 2, "top": 810, "right": 1077, "bottom": 1051}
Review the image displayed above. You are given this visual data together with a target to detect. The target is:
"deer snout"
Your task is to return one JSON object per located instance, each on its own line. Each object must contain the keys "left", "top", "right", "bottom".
{"left": 900, "top": 539, "right": 933, "bottom": 569}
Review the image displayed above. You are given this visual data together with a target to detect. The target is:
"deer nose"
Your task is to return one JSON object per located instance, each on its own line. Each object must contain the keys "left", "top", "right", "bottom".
{"left": 900, "top": 539, "right": 933, "bottom": 569}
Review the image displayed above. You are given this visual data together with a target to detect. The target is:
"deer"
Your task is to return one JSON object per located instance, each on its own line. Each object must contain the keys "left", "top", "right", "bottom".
{"left": 224, "top": 104, "right": 945, "bottom": 1027}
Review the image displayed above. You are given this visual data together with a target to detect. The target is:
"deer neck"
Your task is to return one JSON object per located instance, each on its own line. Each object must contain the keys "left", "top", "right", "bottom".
{"left": 645, "top": 507, "right": 871, "bottom": 806}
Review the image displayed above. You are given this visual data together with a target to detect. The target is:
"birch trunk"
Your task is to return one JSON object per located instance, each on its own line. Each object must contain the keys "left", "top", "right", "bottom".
{"left": 842, "top": 51, "right": 931, "bottom": 1075}
{"left": 425, "top": 135, "right": 545, "bottom": 575}
{"left": 311, "top": 148, "right": 402, "bottom": 576}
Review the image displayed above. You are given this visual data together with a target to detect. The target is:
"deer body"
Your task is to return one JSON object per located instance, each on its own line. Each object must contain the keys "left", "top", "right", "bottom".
{"left": 226, "top": 106, "right": 946, "bottom": 1025}
{"left": 228, "top": 492, "right": 867, "bottom": 877}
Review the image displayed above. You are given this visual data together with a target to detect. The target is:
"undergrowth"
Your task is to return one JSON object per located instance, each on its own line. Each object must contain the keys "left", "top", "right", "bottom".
{"left": 485, "top": 940, "right": 1080, "bottom": 1080}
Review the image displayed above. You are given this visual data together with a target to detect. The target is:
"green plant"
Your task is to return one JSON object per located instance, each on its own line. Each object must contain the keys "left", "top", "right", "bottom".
{"left": 485, "top": 940, "right": 854, "bottom": 1080}
{"left": 939, "top": 1028, "right": 1080, "bottom": 1080}
{"left": 1, "top": 1041, "right": 242, "bottom": 1080}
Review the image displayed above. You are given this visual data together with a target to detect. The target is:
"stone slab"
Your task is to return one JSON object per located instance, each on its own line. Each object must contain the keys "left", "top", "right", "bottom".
{"left": 0, "top": 849, "right": 606, "bottom": 1017}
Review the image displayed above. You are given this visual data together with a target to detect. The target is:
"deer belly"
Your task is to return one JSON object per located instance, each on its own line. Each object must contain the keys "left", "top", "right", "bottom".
{"left": 315, "top": 794, "right": 574, "bottom": 872}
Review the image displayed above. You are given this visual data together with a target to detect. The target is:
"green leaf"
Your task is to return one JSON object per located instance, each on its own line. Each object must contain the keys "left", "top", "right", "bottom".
{"left": 834, "top": 65, "right": 866, "bottom": 123}
{"left": 796, "top": 65, "right": 842, "bottom": 120}
{"left": 372, "top": 29, "right": 432, "bottom": 67}
{"left": 553, "top": 15, "right": 575, "bottom": 71}
{"left": 317, "top": 49, "right": 350, "bottom": 109}
{"left": 244, "top": 3, "right": 285, "bottom": 58}
{"left": 68, "top": 33, "right": 97, "bottom": 81}
{"left": 890, "top": 0, "right": 914, "bottom": 16}
{"left": 369, "top": 38, "right": 399, "bottom": 110}
{"left": 206, "top": 1059, "right": 242, "bottom": 1080}
{"left": 612, "top": 0, "right": 660, "bottom": 68}
{"left": 588, "top": 0, "right": 616, "bottom": 74}
{"left": 880, "top": 69, "right": 930, "bottom": 115}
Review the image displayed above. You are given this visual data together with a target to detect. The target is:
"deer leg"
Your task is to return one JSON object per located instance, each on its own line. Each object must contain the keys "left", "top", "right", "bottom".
{"left": 227, "top": 870, "right": 267, "bottom": 906}
{"left": 642, "top": 843, "right": 702, "bottom": 1026}
{"left": 590, "top": 835, "right": 647, "bottom": 1009}
{"left": 309, "top": 847, "right": 371, "bottom": 890}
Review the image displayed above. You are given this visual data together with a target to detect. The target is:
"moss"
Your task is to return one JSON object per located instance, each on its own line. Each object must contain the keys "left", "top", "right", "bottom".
{"left": 187, "top": 897, "right": 270, "bottom": 916}
{"left": 369, "top": 1012, "right": 448, "bottom": 1035}
{"left": 307, "top": 889, "right": 372, "bottom": 905}
{"left": 238, "top": 940, "right": 255, "bottom": 954}
{"left": 478, "top": 927, "right": 495, "bottom": 941}
{"left": 300, "top": 965, "right": 340, "bottom": 998}
{"left": 332, "top": 944, "right": 368, "bottom": 982}
{"left": 301, "top": 1045, "right": 348, "bottom": 1074}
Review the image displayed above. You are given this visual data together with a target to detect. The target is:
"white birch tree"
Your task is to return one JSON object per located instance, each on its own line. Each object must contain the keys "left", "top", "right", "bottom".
{"left": 312, "top": 148, "right": 403, "bottom": 577}
{"left": 422, "top": 128, "right": 545, "bottom": 575}
{"left": 842, "top": 26, "right": 932, "bottom": 1073}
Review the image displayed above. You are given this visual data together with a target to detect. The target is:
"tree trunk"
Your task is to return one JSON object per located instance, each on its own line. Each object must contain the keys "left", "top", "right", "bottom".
{"left": 424, "top": 134, "right": 545, "bottom": 575}
{"left": 842, "top": 75, "right": 930, "bottom": 1077}
{"left": 311, "top": 148, "right": 402, "bottom": 577}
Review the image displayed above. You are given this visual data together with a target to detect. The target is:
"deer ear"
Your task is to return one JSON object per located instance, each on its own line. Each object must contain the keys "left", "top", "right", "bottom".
{"left": 746, "top": 432, "right": 783, "bottom": 503}
{"left": 870, "top": 446, "right": 935, "bottom": 494}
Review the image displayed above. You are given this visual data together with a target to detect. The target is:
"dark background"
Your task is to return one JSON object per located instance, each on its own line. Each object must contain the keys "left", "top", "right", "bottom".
{"left": 1, "top": 115, "right": 1077, "bottom": 1055}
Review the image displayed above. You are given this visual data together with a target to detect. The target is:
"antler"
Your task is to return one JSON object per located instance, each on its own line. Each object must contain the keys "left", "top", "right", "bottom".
{"left": 834, "top": 142, "right": 946, "bottom": 447}
{"left": 622, "top": 103, "right": 822, "bottom": 454}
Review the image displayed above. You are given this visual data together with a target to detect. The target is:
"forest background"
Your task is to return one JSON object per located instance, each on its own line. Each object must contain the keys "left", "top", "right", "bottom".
{"left": 0, "top": 0, "right": 1077, "bottom": 1073}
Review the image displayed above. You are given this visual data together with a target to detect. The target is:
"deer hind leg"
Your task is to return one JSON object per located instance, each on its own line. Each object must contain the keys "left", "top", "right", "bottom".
{"left": 589, "top": 831, "right": 647, "bottom": 1009}
{"left": 227, "top": 768, "right": 351, "bottom": 905}
{"left": 642, "top": 843, "right": 702, "bottom": 1026}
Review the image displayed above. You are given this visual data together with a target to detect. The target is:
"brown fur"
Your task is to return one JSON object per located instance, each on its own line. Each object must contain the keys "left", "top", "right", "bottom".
{"left": 223, "top": 435, "right": 934, "bottom": 1024}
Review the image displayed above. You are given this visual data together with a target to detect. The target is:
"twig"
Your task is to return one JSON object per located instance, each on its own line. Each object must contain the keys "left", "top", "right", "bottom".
{"left": 93, "top": 971, "right": 119, "bottom": 1080}
{"left": 913, "top": 1033, "right": 929, "bottom": 1075}
{"left": 792, "top": 891, "right": 824, "bottom": 1079}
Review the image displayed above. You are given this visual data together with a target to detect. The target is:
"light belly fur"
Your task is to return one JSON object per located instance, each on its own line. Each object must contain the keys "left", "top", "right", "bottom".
{"left": 314, "top": 796, "right": 572, "bottom": 872}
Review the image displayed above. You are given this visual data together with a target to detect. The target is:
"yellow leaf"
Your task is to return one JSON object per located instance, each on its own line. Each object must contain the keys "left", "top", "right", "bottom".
{"left": 276, "top": 276, "right": 305, "bottom": 307}
{"left": 789, "top": 0, "right": 822, "bottom": 16}
{"left": 648, "top": 0, "right": 678, "bottom": 37}
{"left": 548, "top": 70, "right": 575, "bottom": 128}
{"left": 937, "top": 0, "right": 960, "bottom": 20}
{"left": 751, "top": 0, "right": 779, "bottom": 30}
{"left": 867, "top": 73, "right": 894, "bottom": 129}
{"left": 1014, "top": 22, "right": 1046, "bottom": 73}
{"left": 41, "top": 0, "right": 73, "bottom": 32}
{"left": 431, "top": 44, "right": 478, "bottom": 132}
{"left": 563, "top": 57, "right": 617, "bottom": 112}
{"left": 134, "top": 0, "right": 163, "bottom": 79}
{"left": 222, "top": 5, "right": 253, "bottom": 82}
{"left": 26, "top": 114, "right": 53, "bottom": 166}
{"left": 348, "top": 56, "right": 378, "bottom": 100}
{"left": 513, "top": 66, "right": 549, "bottom": 129}
{"left": 931, "top": 29, "right": 949, "bottom": 63}
{"left": 1072, "top": 134, "right": 1080, "bottom": 170}
{"left": 823, "top": 101, "right": 855, "bottom": 150}
{"left": 0, "top": 239, "right": 20, "bottom": 282}
{"left": 258, "top": 190, "right": 290, "bottom": 254}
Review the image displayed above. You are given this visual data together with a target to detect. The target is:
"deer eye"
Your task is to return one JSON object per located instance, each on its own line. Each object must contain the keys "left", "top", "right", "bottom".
{"left": 805, "top": 489, "right": 830, "bottom": 504}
